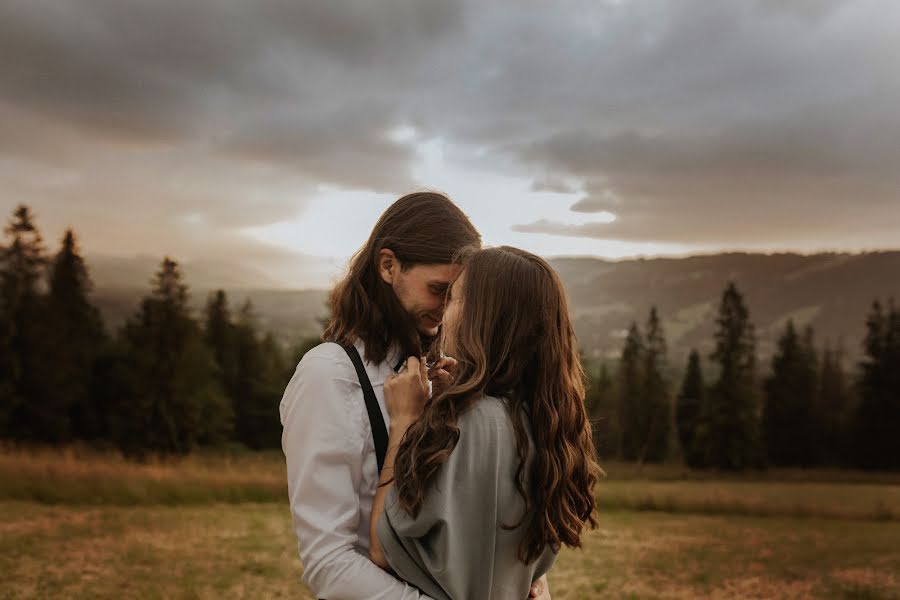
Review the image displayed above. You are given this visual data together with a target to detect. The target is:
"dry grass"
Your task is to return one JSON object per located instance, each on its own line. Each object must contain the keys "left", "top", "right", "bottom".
{"left": 4, "top": 447, "right": 900, "bottom": 522}
{"left": 0, "top": 501, "right": 306, "bottom": 600}
{"left": 597, "top": 479, "right": 900, "bottom": 521}
{"left": 3, "top": 502, "right": 898, "bottom": 600}
{"left": 598, "top": 460, "right": 900, "bottom": 485}
{"left": 549, "top": 511, "right": 900, "bottom": 599}
{"left": 0, "top": 445, "right": 286, "bottom": 505}
{"left": 3, "top": 446, "right": 900, "bottom": 598}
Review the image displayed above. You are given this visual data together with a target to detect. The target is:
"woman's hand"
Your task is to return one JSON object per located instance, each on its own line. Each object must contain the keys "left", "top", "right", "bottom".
{"left": 371, "top": 356, "right": 429, "bottom": 571}
{"left": 427, "top": 355, "right": 458, "bottom": 398}
{"left": 384, "top": 356, "right": 429, "bottom": 427}
{"left": 529, "top": 574, "right": 551, "bottom": 599}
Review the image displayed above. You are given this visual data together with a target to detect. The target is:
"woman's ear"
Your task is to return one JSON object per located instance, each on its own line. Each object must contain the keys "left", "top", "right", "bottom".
{"left": 378, "top": 248, "right": 398, "bottom": 285}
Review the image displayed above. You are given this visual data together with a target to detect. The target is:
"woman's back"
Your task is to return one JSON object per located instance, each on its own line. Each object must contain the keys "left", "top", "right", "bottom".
{"left": 377, "top": 395, "right": 556, "bottom": 600}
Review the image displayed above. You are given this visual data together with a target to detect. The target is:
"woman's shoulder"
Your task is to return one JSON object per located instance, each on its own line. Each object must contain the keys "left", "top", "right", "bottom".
{"left": 462, "top": 393, "right": 511, "bottom": 420}
{"left": 457, "top": 395, "right": 518, "bottom": 448}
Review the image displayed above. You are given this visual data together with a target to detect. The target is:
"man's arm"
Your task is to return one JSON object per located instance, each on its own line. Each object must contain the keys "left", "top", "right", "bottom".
{"left": 280, "top": 346, "right": 432, "bottom": 599}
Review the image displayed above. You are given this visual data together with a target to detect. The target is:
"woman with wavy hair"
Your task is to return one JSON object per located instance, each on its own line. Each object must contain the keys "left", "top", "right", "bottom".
{"left": 368, "top": 246, "right": 600, "bottom": 599}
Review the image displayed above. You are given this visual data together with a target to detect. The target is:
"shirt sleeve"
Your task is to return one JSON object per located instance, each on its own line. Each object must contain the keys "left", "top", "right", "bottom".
{"left": 280, "top": 344, "right": 432, "bottom": 599}
{"left": 377, "top": 399, "right": 543, "bottom": 600}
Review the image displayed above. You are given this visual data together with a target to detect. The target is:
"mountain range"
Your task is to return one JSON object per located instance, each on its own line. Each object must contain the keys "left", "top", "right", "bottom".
{"left": 89, "top": 251, "right": 900, "bottom": 371}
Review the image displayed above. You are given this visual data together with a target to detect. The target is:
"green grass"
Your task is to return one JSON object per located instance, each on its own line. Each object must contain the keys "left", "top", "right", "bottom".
{"left": 2, "top": 502, "right": 898, "bottom": 600}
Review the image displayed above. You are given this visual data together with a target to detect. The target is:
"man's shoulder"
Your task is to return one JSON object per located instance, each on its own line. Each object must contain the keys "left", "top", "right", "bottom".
{"left": 294, "top": 342, "right": 357, "bottom": 384}
{"left": 301, "top": 341, "right": 349, "bottom": 363}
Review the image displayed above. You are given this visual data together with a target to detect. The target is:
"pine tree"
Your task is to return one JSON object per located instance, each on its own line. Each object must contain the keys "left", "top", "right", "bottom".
{"left": 852, "top": 300, "right": 900, "bottom": 469}
{"left": 640, "top": 307, "right": 670, "bottom": 463}
{"left": 618, "top": 322, "right": 646, "bottom": 460}
{"left": 88, "top": 339, "right": 137, "bottom": 446}
{"left": 0, "top": 289, "right": 13, "bottom": 436}
{"left": 204, "top": 289, "right": 238, "bottom": 402}
{"left": 585, "top": 361, "right": 616, "bottom": 460}
{"left": 260, "top": 331, "right": 289, "bottom": 395}
{"left": 0, "top": 205, "right": 51, "bottom": 441}
{"left": 763, "top": 321, "right": 819, "bottom": 466}
{"left": 46, "top": 229, "right": 107, "bottom": 441}
{"left": 697, "top": 282, "right": 761, "bottom": 470}
{"left": 0, "top": 251, "right": 13, "bottom": 437}
{"left": 116, "top": 258, "right": 232, "bottom": 456}
{"left": 231, "top": 301, "right": 285, "bottom": 449}
{"left": 817, "top": 344, "right": 851, "bottom": 466}
{"left": 676, "top": 349, "right": 705, "bottom": 468}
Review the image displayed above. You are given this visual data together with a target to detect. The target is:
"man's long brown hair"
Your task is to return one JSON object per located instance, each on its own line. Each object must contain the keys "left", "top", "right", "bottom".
{"left": 393, "top": 246, "right": 600, "bottom": 564}
{"left": 322, "top": 192, "right": 481, "bottom": 364}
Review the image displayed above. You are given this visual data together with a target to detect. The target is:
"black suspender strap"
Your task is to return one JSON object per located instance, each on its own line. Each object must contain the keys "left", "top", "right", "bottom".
{"left": 341, "top": 344, "right": 389, "bottom": 473}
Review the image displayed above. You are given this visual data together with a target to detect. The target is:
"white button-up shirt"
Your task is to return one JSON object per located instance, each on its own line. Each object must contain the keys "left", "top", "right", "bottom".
{"left": 280, "top": 338, "right": 432, "bottom": 599}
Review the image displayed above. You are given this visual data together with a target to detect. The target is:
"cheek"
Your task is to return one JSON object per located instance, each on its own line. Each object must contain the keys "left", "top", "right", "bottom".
{"left": 391, "top": 277, "right": 410, "bottom": 308}
{"left": 417, "top": 289, "right": 443, "bottom": 312}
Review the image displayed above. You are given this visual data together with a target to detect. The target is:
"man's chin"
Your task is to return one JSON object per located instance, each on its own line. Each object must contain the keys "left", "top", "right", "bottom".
{"left": 418, "top": 325, "right": 440, "bottom": 338}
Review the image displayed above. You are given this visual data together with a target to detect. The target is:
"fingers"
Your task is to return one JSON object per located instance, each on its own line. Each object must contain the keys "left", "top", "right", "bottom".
{"left": 427, "top": 367, "right": 450, "bottom": 381}
{"left": 418, "top": 357, "right": 428, "bottom": 383}
{"left": 428, "top": 369, "right": 451, "bottom": 385}
{"left": 406, "top": 355, "right": 420, "bottom": 372}
{"left": 434, "top": 356, "right": 458, "bottom": 371}
{"left": 403, "top": 356, "right": 428, "bottom": 391}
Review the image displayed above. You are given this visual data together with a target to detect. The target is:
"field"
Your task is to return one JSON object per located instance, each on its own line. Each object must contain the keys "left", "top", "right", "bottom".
{"left": 2, "top": 447, "right": 899, "bottom": 599}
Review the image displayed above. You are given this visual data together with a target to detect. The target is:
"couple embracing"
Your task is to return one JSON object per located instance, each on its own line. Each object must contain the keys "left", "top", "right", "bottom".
{"left": 280, "top": 193, "right": 600, "bottom": 599}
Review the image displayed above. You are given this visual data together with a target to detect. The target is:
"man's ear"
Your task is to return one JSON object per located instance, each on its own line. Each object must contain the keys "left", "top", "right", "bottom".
{"left": 378, "top": 248, "right": 398, "bottom": 285}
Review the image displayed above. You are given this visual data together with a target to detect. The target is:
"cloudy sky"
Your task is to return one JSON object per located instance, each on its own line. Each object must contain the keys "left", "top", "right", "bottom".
{"left": 1, "top": 0, "right": 898, "bottom": 288}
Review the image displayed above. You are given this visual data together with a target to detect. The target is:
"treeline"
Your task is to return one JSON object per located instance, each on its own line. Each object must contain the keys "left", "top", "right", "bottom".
{"left": 0, "top": 205, "right": 316, "bottom": 457}
{"left": 586, "top": 283, "right": 900, "bottom": 471}
{"left": 3, "top": 204, "right": 898, "bottom": 469}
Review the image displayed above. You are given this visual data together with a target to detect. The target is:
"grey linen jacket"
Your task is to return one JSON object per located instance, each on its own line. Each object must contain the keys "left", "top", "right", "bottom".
{"left": 377, "top": 395, "right": 556, "bottom": 600}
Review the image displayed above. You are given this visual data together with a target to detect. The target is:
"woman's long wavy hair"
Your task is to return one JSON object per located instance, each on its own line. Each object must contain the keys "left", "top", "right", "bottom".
{"left": 322, "top": 192, "right": 480, "bottom": 364}
{"left": 393, "top": 246, "right": 601, "bottom": 564}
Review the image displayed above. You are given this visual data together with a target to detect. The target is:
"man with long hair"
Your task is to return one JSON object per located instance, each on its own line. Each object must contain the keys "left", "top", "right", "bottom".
{"left": 281, "top": 193, "right": 549, "bottom": 598}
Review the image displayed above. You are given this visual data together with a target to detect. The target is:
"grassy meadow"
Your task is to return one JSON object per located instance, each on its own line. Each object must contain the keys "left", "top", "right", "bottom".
{"left": 2, "top": 446, "right": 899, "bottom": 599}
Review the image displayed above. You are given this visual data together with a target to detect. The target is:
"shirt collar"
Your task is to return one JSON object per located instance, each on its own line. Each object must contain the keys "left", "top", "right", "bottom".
{"left": 388, "top": 342, "right": 405, "bottom": 372}
{"left": 355, "top": 336, "right": 406, "bottom": 372}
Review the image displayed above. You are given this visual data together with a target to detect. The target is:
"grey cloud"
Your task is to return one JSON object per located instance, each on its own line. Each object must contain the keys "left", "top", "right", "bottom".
{"left": 530, "top": 176, "right": 579, "bottom": 195}
{"left": 570, "top": 190, "right": 623, "bottom": 213}
{"left": 2, "top": 0, "right": 899, "bottom": 261}
{"left": 493, "top": 0, "right": 900, "bottom": 247}
{"left": 0, "top": 0, "right": 460, "bottom": 187}
{"left": 218, "top": 105, "right": 416, "bottom": 193}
